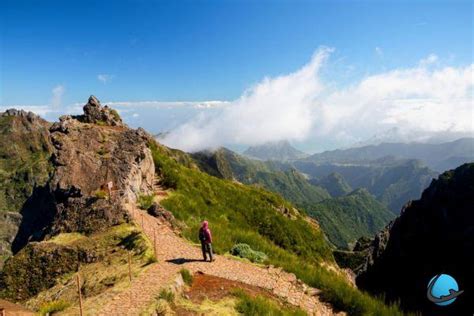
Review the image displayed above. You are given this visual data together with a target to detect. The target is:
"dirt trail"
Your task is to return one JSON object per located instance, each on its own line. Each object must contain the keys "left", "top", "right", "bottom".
{"left": 98, "top": 199, "right": 343, "bottom": 315}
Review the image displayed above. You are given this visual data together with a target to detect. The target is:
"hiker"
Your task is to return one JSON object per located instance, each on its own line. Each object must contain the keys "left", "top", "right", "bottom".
{"left": 199, "top": 220, "right": 214, "bottom": 262}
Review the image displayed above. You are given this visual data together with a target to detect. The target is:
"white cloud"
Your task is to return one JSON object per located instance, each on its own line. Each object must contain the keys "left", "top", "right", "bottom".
{"left": 97, "top": 74, "right": 114, "bottom": 84}
{"left": 132, "top": 113, "right": 139, "bottom": 118}
{"left": 51, "top": 84, "right": 64, "bottom": 108}
{"left": 104, "top": 100, "right": 229, "bottom": 109}
{"left": 161, "top": 48, "right": 473, "bottom": 152}
{"left": 162, "top": 47, "right": 333, "bottom": 151}
{"left": 419, "top": 54, "right": 438, "bottom": 67}
{"left": 375, "top": 47, "right": 383, "bottom": 57}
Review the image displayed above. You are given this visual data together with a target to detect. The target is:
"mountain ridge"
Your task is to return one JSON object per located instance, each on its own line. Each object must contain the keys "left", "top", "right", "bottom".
{"left": 243, "top": 140, "right": 309, "bottom": 161}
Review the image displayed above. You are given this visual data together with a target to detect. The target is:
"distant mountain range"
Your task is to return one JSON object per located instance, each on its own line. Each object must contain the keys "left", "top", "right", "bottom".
{"left": 294, "top": 157, "right": 438, "bottom": 213}
{"left": 305, "top": 138, "right": 474, "bottom": 172}
{"left": 192, "top": 147, "right": 395, "bottom": 248}
{"left": 243, "top": 140, "right": 309, "bottom": 161}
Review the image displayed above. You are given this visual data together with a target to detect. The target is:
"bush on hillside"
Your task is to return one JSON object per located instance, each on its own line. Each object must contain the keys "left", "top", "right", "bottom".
{"left": 230, "top": 243, "right": 268, "bottom": 263}
{"left": 137, "top": 193, "right": 155, "bottom": 210}
{"left": 233, "top": 289, "right": 306, "bottom": 316}
{"left": 38, "top": 300, "right": 71, "bottom": 316}
{"left": 180, "top": 268, "right": 193, "bottom": 285}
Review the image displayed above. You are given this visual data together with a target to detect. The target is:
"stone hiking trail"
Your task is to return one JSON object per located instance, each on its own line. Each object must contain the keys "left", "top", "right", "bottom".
{"left": 97, "top": 198, "right": 343, "bottom": 316}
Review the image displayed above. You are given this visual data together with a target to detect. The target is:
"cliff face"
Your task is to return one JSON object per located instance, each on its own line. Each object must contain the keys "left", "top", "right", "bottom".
{"left": 356, "top": 163, "right": 474, "bottom": 314}
{"left": 5, "top": 96, "right": 155, "bottom": 254}
{"left": 0, "top": 110, "right": 53, "bottom": 267}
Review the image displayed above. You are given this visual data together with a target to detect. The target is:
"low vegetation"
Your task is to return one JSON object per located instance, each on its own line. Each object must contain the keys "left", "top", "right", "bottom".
{"left": 148, "top": 140, "right": 404, "bottom": 315}
{"left": 158, "top": 288, "right": 175, "bottom": 303}
{"left": 137, "top": 193, "right": 155, "bottom": 210}
{"left": 94, "top": 189, "right": 108, "bottom": 199}
{"left": 1, "top": 224, "right": 156, "bottom": 314}
{"left": 233, "top": 289, "right": 306, "bottom": 316}
{"left": 230, "top": 243, "right": 268, "bottom": 263}
{"left": 38, "top": 300, "right": 70, "bottom": 316}
{"left": 179, "top": 268, "right": 193, "bottom": 286}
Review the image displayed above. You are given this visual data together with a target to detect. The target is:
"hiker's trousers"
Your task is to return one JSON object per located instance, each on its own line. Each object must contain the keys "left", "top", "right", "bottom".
{"left": 201, "top": 242, "right": 213, "bottom": 261}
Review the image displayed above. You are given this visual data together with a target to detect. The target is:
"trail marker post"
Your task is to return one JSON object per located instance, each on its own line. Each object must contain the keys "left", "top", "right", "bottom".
{"left": 76, "top": 274, "right": 83, "bottom": 316}
{"left": 128, "top": 251, "right": 132, "bottom": 283}
{"left": 153, "top": 230, "right": 157, "bottom": 258}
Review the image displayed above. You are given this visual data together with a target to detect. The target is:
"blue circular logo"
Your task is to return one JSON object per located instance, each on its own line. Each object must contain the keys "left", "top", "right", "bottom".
{"left": 427, "top": 274, "right": 463, "bottom": 306}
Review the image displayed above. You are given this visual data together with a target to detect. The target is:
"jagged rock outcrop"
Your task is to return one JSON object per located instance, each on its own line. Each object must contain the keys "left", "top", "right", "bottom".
{"left": 77, "top": 95, "right": 124, "bottom": 126}
{"left": 1, "top": 96, "right": 157, "bottom": 301}
{"left": 10, "top": 96, "right": 155, "bottom": 251}
{"left": 356, "top": 163, "right": 474, "bottom": 315}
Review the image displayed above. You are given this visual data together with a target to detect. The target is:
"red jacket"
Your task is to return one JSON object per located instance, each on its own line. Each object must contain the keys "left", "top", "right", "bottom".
{"left": 200, "top": 221, "right": 212, "bottom": 243}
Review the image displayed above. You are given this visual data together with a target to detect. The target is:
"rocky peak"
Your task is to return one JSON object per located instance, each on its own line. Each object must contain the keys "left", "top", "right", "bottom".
{"left": 10, "top": 96, "right": 155, "bottom": 251}
{"left": 79, "top": 95, "right": 123, "bottom": 126}
{"left": 1, "top": 109, "right": 46, "bottom": 125}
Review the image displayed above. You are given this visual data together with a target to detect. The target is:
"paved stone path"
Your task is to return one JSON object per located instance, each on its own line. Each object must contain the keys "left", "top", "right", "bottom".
{"left": 98, "top": 203, "right": 343, "bottom": 316}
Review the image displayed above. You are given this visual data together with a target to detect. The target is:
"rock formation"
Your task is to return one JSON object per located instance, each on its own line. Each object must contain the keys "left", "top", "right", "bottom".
{"left": 77, "top": 95, "right": 124, "bottom": 126}
{"left": 8, "top": 96, "right": 155, "bottom": 251}
{"left": 356, "top": 163, "right": 474, "bottom": 314}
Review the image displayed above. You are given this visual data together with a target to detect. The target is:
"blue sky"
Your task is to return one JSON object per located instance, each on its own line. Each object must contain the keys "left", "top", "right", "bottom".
{"left": 1, "top": 0, "right": 472, "bottom": 152}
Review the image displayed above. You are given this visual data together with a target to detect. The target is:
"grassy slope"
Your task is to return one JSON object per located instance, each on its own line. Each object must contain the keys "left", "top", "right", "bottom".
{"left": 193, "top": 149, "right": 397, "bottom": 250}
{"left": 1, "top": 224, "right": 155, "bottom": 314}
{"left": 150, "top": 141, "right": 404, "bottom": 315}
{"left": 312, "top": 172, "right": 352, "bottom": 198}
{"left": 193, "top": 148, "right": 330, "bottom": 206}
{"left": 306, "top": 189, "right": 396, "bottom": 249}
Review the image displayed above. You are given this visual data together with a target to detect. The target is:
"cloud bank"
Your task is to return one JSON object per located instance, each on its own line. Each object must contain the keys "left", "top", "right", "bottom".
{"left": 161, "top": 48, "right": 473, "bottom": 152}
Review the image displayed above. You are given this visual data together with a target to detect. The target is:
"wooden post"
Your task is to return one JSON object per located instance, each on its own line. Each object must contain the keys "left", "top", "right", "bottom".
{"left": 76, "top": 274, "right": 83, "bottom": 316}
{"left": 128, "top": 251, "right": 132, "bottom": 283}
{"left": 153, "top": 229, "right": 157, "bottom": 258}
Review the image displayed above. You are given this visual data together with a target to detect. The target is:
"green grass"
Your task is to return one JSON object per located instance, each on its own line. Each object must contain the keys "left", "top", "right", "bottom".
{"left": 148, "top": 141, "right": 404, "bottom": 315}
{"left": 94, "top": 189, "right": 108, "bottom": 199}
{"left": 0, "top": 224, "right": 156, "bottom": 302}
{"left": 158, "top": 289, "right": 175, "bottom": 303}
{"left": 38, "top": 300, "right": 71, "bottom": 316}
{"left": 306, "top": 189, "right": 395, "bottom": 249}
{"left": 233, "top": 289, "right": 306, "bottom": 316}
{"left": 179, "top": 268, "right": 193, "bottom": 286}
{"left": 137, "top": 193, "right": 155, "bottom": 210}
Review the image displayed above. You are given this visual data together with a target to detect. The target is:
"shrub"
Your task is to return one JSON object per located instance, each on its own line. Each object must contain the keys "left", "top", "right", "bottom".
{"left": 94, "top": 189, "right": 108, "bottom": 199}
{"left": 179, "top": 268, "right": 193, "bottom": 286}
{"left": 109, "top": 109, "right": 121, "bottom": 121}
{"left": 233, "top": 289, "right": 305, "bottom": 316}
{"left": 137, "top": 194, "right": 155, "bottom": 210}
{"left": 38, "top": 300, "right": 70, "bottom": 316}
{"left": 230, "top": 243, "right": 268, "bottom": 263}
{"left": 158, "top": 288, "right": 175, "bottom": 303}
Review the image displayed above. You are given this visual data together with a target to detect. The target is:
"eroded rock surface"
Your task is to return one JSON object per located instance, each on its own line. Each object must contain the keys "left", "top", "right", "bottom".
{"left": 7, "top": 96, "right": 155, "bottom": 252}
{"left": 357, "top": 163, "right": 474, "bottom": 315}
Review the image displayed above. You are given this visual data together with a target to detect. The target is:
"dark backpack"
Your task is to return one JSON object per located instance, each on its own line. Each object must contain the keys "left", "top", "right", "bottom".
{"left": 199, "top": 228, "right": 207, "bottom": 242}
